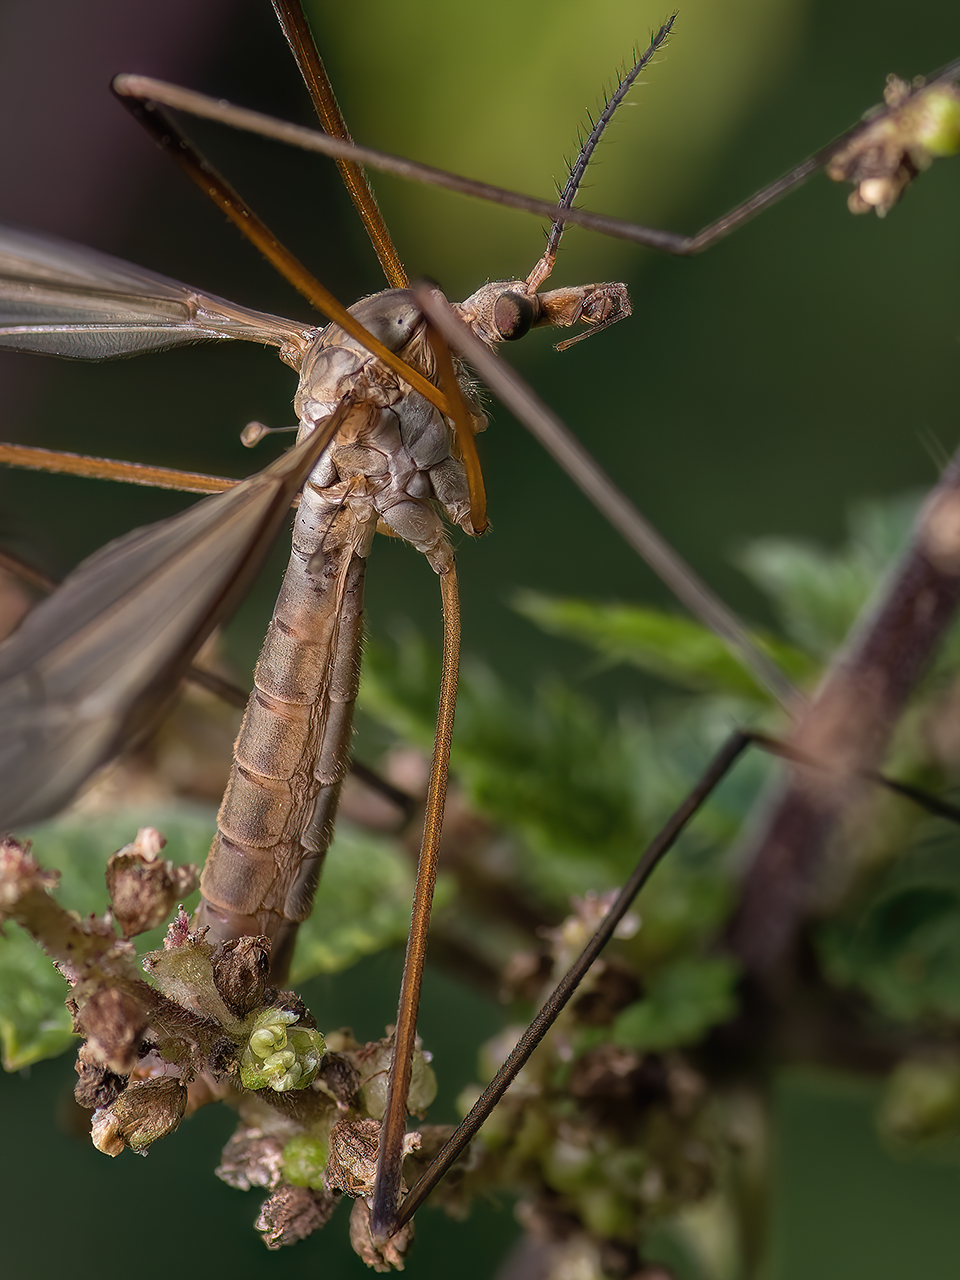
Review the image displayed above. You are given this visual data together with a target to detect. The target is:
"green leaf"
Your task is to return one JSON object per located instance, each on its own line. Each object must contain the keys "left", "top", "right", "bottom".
{"left": 608, "top": 955, "right": 740, "bottom": 1051}
{"left": 737, "top": 539, "right": 874, "bottom": 660}
{"left": 362, "top": 634, "right": 654, "bottom": 902}
{"left": 512, "top": 591, "right": 812, "bottom": 698}
{"left": 736, "top": 495, "right": 923, "bottom": 659}
{"left": 361, "top": 631, "right": 762, "bottom": 924}
{"left": 819, "top": 883, "right": 960, "bottom": 1023}
{"left": 0, "top": 931, "right": 75, "bottom": 1071}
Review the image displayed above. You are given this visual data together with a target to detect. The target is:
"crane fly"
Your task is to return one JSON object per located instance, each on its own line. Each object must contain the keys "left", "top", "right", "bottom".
{"left": 0, "top": 0, "right": 957, "bottom": 1274}
{"left": 0, "top": 0, "right": 660, "bottom": 1256}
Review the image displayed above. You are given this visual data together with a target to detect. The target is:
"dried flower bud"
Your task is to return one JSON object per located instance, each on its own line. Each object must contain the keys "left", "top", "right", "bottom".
{"left": 571, "top": 960, "right": 643, "bottom": 1027}
{"left": 211, "top": 935, "right": 271, "bottom": 1017}
{"left": 216, "top": 1125, "right": 286, "bottom": 1191}
{"left": 325, "top": 1117, "right": 420, "bottom": 1199}
{"left": 105, "top": 829, "right": 199, "bottom": 938}
{"left": 317, "top": 1051, "right": 361, "bottom": 1108}
{"left": 567, "top": 1043, "right": 651, "bottom": 1107}
{"left": 74, "top": 1043, "right": 128, "bottom": 1111}
{"left": 348, "top": 1197, "right": 414, "bottom": 1271}
{"left": 0, "top": 837, "right": 58, "bottom": 917}
{"left": 273, "top": 991, "right": 316, "bottom": 1029}
{"left": 90, "top": 1106, "right": 126, "bottom": 1158}
{"left": 76, "top": 986, "right": 149, "bottom": 1074}
{"left": 325, "top": 1117, "right": 380, "bottom": 1197}
{"left": 163, "top": 904, "right": 194, "bottom": 950}
{"left": 255, "top": 1184, "right": 338, "bottom": 1249}
{"left": 240, "top": 1007, "right": 324, "bottom": 1093}
{"left": 208, "top": 1035, "right": 239, "bottom": 1078}
{"left": 826, "top": 79, "right": 960, "bottom": 216}
{"left": 91, "top": 1076, "right": 187, "bottom": 1156}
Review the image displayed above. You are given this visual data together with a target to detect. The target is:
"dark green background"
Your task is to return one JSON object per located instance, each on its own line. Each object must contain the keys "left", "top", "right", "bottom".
{"left": 1, "top": 0, "right": 959, "bottom": 1274}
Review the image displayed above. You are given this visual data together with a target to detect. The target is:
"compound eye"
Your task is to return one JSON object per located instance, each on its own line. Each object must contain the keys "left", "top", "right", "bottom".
{"left": 493, "top": 290, "right": 537, "bottom": 341}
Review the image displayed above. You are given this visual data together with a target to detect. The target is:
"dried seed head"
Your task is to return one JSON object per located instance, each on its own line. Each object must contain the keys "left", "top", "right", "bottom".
{"left": 105, "top": 829, "right": 199, "bottom": 938}
{"left": 348, "top": 1197, "right": 414, "bottom": 1271}
{"left": 827, "top": 78, "right": 960, "bottom": 216}
{"left": 76, "top": 986, "right": 148, "bottom": 1075}
{"left": 324, "top": 1117, "right": 381, "bottom": 1198}
{"left": 74, "top": 1042, "right": 129, "bottom": 1111}
{"left": 91, "top": 1076, "right": 187, "bottom": 1156}
{"left": 216, "top": 1125, "right": 286, "bottom": 1191}
{"left": 325, "top": 1117, "right": 420, "bottom": 1199}
{"left": 0, "top": 836, "right": 59, "bottom": 916}
{"left": 255, "top": 1184, "right": 338, "bottom": 1249}
{"left": 211, "top": 935, "right": 272, "bottom": 1018}
{"left": 316, "top": 1051, "right": 361, "bottom": 1109}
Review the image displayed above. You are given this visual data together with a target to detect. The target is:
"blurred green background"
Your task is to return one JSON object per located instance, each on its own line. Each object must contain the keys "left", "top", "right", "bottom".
{"left": 1, "top": 0, "right": 959, "bottom": 1275}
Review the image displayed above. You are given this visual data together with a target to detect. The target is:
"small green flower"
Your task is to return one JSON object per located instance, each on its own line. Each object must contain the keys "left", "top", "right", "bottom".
{"left": 240, "top": 1007, "right": 325, "bottom": 1092}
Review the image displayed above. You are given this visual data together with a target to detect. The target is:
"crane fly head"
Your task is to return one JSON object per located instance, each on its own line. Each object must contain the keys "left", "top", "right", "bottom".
{"left": 455, "top": 278, "right": 631, "bottom": 349}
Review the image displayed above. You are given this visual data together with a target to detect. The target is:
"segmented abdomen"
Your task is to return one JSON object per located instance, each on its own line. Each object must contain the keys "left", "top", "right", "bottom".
{"left": 196, "top": 473, "right": 376, "bottom": 980}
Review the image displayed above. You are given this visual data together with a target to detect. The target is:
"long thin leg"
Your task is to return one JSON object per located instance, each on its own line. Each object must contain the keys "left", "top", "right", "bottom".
{"left": 110, "top": 79, "right": 451, "bottom": 419}
{"left": 114, "top": 56, "right": 960, "bottom": 258}
{"left": 370, "top": 565, "right": 461, "bottom": 1241}
{"left": 0, "top": 442, "right": 234, "bottom": 494}
{"left": 271, "top": 0, "right": 408, "bottom": 289}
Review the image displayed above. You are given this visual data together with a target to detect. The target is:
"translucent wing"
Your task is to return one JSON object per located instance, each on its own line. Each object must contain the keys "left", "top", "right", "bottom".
{"left": 0, "top": 225, "right": 314, "bottom": 360}
{"left": 0, "top": 411, "right": 344, "bottom": 833}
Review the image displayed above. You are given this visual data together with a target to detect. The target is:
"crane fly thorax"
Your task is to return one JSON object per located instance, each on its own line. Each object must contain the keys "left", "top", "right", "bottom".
{"left": 293, "top": 290, "right": 471, "bottom": 574}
